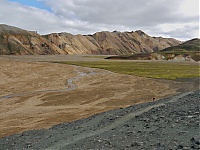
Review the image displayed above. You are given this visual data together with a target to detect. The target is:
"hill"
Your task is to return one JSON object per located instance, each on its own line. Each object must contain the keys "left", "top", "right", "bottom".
{"left": 160, "top": 38, "right": 200, "bottom": 61}
{"left": 0, "top": 24, "right": 64, "bottom": 55}
{"left": 106, "top": 38, "right": 200, "bottom": 61}
{"left": 44, "top": 30, "right": 180, "bottom": 55}
{"left": 0, "top": 24, "right": 181, "bottom": 55}
{"left": 161, "top": 38, "right": 200, "bottom": 52}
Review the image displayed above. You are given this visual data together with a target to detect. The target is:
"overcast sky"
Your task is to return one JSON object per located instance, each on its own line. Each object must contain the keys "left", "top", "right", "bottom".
{"left": 0, "top": 0, "right": 199, "bottom": 40}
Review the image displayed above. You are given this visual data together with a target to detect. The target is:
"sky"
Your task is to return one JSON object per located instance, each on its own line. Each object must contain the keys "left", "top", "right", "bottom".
{"left": 0, "top": 0, "right": 199, "bottom": 40}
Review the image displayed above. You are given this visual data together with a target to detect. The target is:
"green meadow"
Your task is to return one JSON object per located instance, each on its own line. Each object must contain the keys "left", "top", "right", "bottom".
{"left": 56, "top": 61, "right": 200, "bottom": 80}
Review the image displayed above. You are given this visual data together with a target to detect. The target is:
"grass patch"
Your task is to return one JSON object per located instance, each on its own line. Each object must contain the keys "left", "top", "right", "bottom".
{"left": 54, "top": 61, "right": 200, "bottom": 80}
{"left": 83, "top": 55, "right": 108, "bottom": 59}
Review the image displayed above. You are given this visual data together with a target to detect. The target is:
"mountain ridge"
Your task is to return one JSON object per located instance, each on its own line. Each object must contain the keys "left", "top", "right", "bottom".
{"left": 105, "top": 38, "right": 200, "bottom": 61}
{"left": 0, "top": 24, "right": 181, "bottom": 55}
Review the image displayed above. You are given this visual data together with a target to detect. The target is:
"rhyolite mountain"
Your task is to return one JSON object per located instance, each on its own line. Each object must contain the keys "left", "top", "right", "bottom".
{"left": 106, "top": 38, "right": 200, "bottom": 61}
{"left": 0, "top": 24, "right": 64, "bottom": 55}
{"left": 0, "top": 24, "right": 181, "bottom": 55}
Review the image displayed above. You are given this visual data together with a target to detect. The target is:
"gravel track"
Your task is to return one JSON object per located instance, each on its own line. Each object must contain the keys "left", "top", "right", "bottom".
{"left": 0, "top": 91, "right": 199, "bottom": 150}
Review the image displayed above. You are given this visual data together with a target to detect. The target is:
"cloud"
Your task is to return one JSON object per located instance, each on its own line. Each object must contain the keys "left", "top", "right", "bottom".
{"left": 0, "top": 0, "right": 199, "bottom": 40}
{"left": 147, "top": 22, "right": 199, "bottom": 41}
{"left": 44, "top": 0, "right": 198, "bottom": 26}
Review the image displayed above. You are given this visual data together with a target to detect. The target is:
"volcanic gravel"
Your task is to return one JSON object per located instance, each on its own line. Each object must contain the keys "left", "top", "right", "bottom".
{"left": 0, "top": 91, "right": 199, "bottom": 150}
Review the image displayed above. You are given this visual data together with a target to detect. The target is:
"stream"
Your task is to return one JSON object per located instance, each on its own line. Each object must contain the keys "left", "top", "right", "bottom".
{"left": 0, "top": 66, "right": 97, "bottom": 100}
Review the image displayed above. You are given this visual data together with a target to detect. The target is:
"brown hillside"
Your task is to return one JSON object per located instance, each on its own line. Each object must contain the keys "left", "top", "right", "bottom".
{"left": 0, "top": 24, "right": 65, "bottom": 55}
{"left": 91, "top": 30, "right": 181, "bottom": 54}
{"left": 0, "top": 24, "right": 181, "bottom": 55}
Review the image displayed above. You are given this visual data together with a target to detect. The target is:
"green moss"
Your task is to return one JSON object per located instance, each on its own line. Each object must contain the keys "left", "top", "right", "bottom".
{"left": 54, "top": 61, "right": 200, "bottom": 80}
{"left": 162, "top": 38, "right": 200, "bottom": 52}
{"left": 83, "top": 55, "right": 107, "bottom": 59}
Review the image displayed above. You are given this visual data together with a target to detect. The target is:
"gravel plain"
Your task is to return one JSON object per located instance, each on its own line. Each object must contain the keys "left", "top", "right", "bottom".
{"left": 0, "top": 91, "right": 199, "bottom": 150}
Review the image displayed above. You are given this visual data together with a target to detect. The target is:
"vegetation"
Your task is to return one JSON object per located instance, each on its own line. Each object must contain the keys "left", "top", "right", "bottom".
{"left": 162, "top": 38, "right": 200, "bottom": 52}
{"left": 105, "top": 53, "right": 152, "bottom": 60}
{"left": 160, "top": 38, "right": 200, "bottom": 61}
{"left": 83, "top": 55, "right": 108, "bottom": 59}
{"left": 105, "top": 38, "right": 200, "bottom": 61}
{"left": 55, "top": 61, "right": 200, "bottom": 80}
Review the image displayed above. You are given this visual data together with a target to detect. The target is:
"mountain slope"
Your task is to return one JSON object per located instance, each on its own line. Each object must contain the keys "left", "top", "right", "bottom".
{"left": 0, "top": 24, "right": 65, "bottom": 55}
{"left": 160, "top": 38, "right": 200, "bottom": 61}
{"left": 92, "top": 30, "right": 180, "bottom": 54}
{"left": 161, "top": 38, "right": 200, "bottom": 52}
{"left": 106, "top": 38, "right": 200, "bottom": 61}
{"left": 44, "top": 30, "right": 181, "bottom": 55}
{"left": 0, "top": 24, "right": 181, "bottom": 55}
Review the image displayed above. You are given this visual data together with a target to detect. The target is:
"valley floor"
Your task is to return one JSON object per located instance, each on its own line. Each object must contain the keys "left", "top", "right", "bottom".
{"left": 0, "top": 55, "right": 199, "bottom": 139}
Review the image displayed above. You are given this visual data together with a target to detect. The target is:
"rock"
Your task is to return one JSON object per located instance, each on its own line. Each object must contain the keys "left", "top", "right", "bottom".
{"left": 124, "top": 124, "right": 130, "bottom": 127}
{"left": 131, "top": 142, "right": 140, "bottom": 147}
{"left": 177, "top": 145, "right": 184, "bottom": 149}
{"left": 190, "top": 138, "right": 200, "bottom": 149}
{"left": 126, "top": 131, "right": 133, "bottom": 136}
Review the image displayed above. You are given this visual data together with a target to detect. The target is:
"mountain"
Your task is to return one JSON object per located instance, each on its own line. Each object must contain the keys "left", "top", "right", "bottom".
{"left": 0, "top": 24, "right": 181, "bottom": 55}
{"left": 160, "top": 38, "right": 200, "bottom": 61}
{"left": 44, "top": 30, "right": 181, "bottom": 55}
{"left": 0, "top": 24, "right": 65, "bottom": 55}
{"left": 105, "top": 38, "right": 200, "bottom": 61}
{"left": 161, "top": 38, "right": 200, "bottom": 52}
